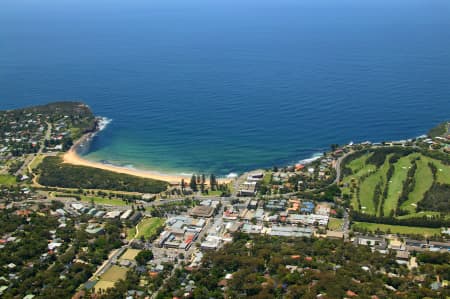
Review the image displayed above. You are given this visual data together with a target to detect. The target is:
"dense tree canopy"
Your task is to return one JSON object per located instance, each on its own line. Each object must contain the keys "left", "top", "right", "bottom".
{"left": 156, "top": 234, "right": 449, "bottom": 299}
{"left": 38, "top": 156, "right": 168, "bottom": 193}
{"left": 135, "top": 250, "right": 154, "bottom": 266}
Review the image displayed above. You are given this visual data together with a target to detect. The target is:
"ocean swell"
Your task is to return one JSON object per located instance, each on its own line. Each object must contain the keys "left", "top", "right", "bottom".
{"left": 297, "top": 152, "right": 323, "bottom": 165}
{"left": 75, "top": 116, "right": 112, "bottom": 155}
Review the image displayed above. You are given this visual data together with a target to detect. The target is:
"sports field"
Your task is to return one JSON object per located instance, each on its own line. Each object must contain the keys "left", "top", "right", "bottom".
{"left": 400, "top": 156, "right": 433, "bottom": 213}
{"left": 352, "top": 222, "right": 440, "bottom": 237}
{"left": 101, "top": 265, "right": 128, "bottom": 281}
{"left": 120, "top": 248, "right": 141, "bottom": 261}
{"left": 383, "top": 155, "right": 412, "bottom": 216}
{"left": 94, "top": 265, "right": 128, "bottom": 293}
{"left": 359, "top": 154, "right": 391, "bottom": 215}
{"left": 341, "top": 153, "right": 376, "bottom": 211}
{"left": 80, "top": 195, "right": 128, "bottom": 206}
{"left": 341, "top": 149, "right": 450, "bottom": 218}
{"left": 94, "top": 280, "right": 115, "bottom": 292}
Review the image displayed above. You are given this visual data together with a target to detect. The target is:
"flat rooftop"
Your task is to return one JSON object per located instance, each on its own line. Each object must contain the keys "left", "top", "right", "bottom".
{"left": 189, "top": 205, "right": 214, "bottom": 218}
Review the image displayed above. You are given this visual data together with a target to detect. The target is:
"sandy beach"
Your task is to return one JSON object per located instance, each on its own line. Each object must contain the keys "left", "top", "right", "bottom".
{"left": 63, "top": 133, "right": 231, "bottom": 185}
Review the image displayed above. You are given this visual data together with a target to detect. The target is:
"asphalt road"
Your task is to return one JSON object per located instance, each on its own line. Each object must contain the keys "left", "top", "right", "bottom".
{"left": 333, "top": 150, "right": 353, "bottom": 184}
{"left": 16, "top": 122, "right": 52, "bottom": 176}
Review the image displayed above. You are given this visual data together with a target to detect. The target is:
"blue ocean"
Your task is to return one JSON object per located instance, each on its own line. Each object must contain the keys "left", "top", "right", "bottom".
{"left": 1, "top": 0, "right": 450, "bottom": 176}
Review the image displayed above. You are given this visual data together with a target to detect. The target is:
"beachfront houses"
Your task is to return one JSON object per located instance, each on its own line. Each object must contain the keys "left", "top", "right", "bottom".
{"left": 238, "top": 181, "right": 258, "bottom": 196}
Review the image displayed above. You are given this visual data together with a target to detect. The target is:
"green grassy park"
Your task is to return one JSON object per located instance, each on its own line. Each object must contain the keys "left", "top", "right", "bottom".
{"left": 358, "top": 155, "right": 391, "bottom": 215}
{"left": 328, "top": 218, "right": 344, "bottom": 231}
{"left": 262, "top": 171, "right": 273, "bottom": 185}
{"left": 341, "top": 149, "right": 450, "bottom": 219}
{"left": 80, "top": 195, "right": 128, "bottom": 206}
{"left": 341, "top": 153, "right": 377, "bottom": 212}
{"left": 400, "top": 156, "right": 434, "bottom": 213}
{"left": 0, "top": 174, "right": 16, "bottom": 185}
{"left": 54, "top": 193, "right": 129, "bottom": 206}
{"left": 383, "top": 155, "right": 413, "bottom": 216}
{"left": 352, "top": 222, "right": 441, "bottom": 237}
{"left": 94, "top": 265, "right": 128, "bottom": 293}
{"left": 127, "top": 217, "right": 164, "bottom": 240}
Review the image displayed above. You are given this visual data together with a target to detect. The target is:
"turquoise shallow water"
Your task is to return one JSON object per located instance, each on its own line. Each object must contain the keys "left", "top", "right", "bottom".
{"left": 1, "top": 0, "right": 450, "bottom": 176}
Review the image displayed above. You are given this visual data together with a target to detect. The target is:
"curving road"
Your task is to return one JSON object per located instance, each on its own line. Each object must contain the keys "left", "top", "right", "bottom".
{"left": 333, "top": 150, "right": 353, "bottom": 184}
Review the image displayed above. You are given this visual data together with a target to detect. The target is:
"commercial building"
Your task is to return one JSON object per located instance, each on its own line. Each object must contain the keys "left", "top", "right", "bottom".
{"left": 189, "top": 205, "right": 214, "bottom": 218}
{"left": 268, "top": 226, "right": 312, "bottom": 238}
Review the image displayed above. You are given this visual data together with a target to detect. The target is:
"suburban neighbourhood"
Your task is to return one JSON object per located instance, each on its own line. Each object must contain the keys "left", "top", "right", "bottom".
{"left": 0, "top": 103, "right": 449, "bottom": 298}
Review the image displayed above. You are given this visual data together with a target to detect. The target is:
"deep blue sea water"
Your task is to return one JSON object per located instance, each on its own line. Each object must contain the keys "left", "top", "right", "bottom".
{"left": 1, "top": 0, "right": 450, "bottom": 176}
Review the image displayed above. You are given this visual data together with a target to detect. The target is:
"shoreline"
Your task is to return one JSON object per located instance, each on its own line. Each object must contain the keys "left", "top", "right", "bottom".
{"left": 63, "top": 116, "right": 433, "bottom": 186}
{"left": 63, "top": 130, "right": 231, "bottom": 185}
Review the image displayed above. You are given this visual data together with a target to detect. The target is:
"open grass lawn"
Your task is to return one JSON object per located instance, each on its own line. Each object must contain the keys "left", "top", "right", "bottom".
{"left": 80, "top": 195, "right": 128, "bottom": 206}
{"left": 398, "top": 154, "right": 450, "bottom": 213}
{"left": 400, "top": 157, "right": 433, "bottom": 213}
{"left": 120, "top": 248, "right": 141, "bottom": 261}
{"left": 352, "top": 222, "right": 441, "bottom": 237}
{"left": 422, "top": 156, "right": 450, "bottom": 184}
{"left": 396, "top": 211, "right": 443, "bottom": 220}
{"left": 384, "top": 155, "right": 413, "bottom": 216}
{"left": 54, "top": 193, "right": 130, "bottom": 207}
{"left": 359, "top": 155, "right": 391, "bottom": 215}
{"left": 101, "top": 265, "right": 128, "bottom": 282}
{"left": 0, "top": 174, "right": 16, "bottom": 185}
{"left": 29, "top": 154, "right": 45, "bottom": 171}
{"left": 128, "top": 226, "right": 137, "bottom": 240}
{"left": 341, "top": 158, "right": 377, "bottom": 211}
{"left": 128, "top": 217, "right": 164, "bottom": 240}
{"left": 436, "top": 162, "right": 450, "bottom": 184}
{"left": 94, "top": 280, "right": 115, "bottom": 293}
{"left": 342, "top": 150, "right": 450, "bottom": 217}
{"left": 346, "top": 153, "right": 372, "bottom": 173}
{"left": 328, "top": 217, "right": 344, "bottom": 231}
{"left": 94, "top": 265, "right": 128, "bottom": 292}
{"left": 262, "top": 171, "right": 273, "bottom": 185}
